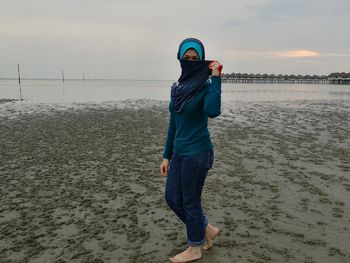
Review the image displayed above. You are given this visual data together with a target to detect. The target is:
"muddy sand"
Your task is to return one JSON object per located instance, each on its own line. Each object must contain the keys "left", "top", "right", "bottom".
{"left": 0, "top": 99, "right": 349, "bottom": 263}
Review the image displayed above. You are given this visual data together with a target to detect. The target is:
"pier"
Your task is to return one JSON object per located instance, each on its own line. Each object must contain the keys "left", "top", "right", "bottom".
{"left": 221, "top": 73, "right": 350, "bottom": 85}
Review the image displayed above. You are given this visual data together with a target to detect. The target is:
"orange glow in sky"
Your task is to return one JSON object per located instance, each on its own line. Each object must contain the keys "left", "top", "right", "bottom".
{"left": 275, "top": 50, "right": 321, "bottom": 58}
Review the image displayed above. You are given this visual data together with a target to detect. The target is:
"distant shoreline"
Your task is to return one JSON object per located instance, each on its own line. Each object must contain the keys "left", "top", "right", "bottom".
{"left": 0, "top": 78, "right": 173, "bottom": 82}
{"left": 2, "top": 70, "right": 350, "bottom": 85}
{"left": 222, "top": 72, "right": 350, "bottom": 85}
{"left": 1, "top": 78, "right": 349, "bottom": 85}
{"left": 222, "top": 78, "right": 350, "bottom": 85}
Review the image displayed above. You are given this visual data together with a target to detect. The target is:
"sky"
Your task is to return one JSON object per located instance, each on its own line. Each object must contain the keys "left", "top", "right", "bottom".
{"left": 0, "top": 0, "right": 349, "bottom": 80}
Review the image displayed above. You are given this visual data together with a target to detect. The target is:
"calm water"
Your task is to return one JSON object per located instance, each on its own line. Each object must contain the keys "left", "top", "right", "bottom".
{"left": 1, "top": 79, "right": 350, "bottom": 102}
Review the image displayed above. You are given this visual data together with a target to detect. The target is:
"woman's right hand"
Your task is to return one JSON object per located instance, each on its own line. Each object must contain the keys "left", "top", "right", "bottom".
{"left": 160, "top": 159, "right": 170, "bottom": 177}
{"left": 209, "top": 60, "right": 223, "bottom": 76}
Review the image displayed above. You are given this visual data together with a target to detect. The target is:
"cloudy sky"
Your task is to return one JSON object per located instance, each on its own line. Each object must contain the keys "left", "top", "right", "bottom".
{"left": 1, "top": 0, "right": 349, "bottom": 80}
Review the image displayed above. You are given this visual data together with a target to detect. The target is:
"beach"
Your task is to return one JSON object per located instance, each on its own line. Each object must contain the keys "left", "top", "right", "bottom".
{"left": 0, "top": 99, "right": 349, "bottom": 263}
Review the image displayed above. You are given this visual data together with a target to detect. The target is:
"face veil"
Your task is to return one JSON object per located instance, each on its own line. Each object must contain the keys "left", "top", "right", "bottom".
{"left": 171, "top": 38, "right": 211, "bottom": 113}
{"left": 171, "top": 59, "right": 211, "bottom": 113}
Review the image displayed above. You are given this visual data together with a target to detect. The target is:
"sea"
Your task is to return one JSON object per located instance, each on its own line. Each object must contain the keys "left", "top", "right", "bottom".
{"left": 1, "top": 79, "right": 350, "bottom": 103}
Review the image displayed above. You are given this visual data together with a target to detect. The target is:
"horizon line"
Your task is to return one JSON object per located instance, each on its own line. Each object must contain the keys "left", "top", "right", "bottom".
{"left": 0, "top": 77, "right": 175, "bottom": 82}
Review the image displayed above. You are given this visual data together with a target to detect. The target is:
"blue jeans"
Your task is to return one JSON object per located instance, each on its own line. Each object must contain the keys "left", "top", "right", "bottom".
{"left": 165, "top": 149, "right": 214, "bottom": 246}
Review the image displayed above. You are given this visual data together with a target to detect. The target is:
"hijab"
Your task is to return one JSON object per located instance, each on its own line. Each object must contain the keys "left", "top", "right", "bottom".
{"left": 171, "top": 38, "right": 211, "bottom": 113}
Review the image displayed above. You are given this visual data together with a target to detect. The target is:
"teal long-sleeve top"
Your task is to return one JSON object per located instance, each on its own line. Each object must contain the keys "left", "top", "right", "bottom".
{"left": 162, "top": 76, "right": 221, "bottom": 160}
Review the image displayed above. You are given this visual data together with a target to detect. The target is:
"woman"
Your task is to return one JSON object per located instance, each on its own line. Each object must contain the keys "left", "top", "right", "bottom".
{"left": 160, "top": 37, "right": 222, "bottom": 263}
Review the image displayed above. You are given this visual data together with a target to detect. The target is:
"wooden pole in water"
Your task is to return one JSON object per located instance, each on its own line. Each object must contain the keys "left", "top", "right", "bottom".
{"left": 17, "top": 64, "right": 22, "bottom": 101}
{"left": 62, "top": 69, "right": 65, "bottom": 83}
{"left": 83, "top": 72, "right": 85, "bottom": 81}
{"left": 17, "top": 64, "right": 21, "bottom": 85}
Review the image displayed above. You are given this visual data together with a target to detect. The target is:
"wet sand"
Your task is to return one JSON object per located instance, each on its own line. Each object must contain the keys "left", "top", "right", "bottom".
{"left": 0, "top": 99, "right": 349, "bottom": 263}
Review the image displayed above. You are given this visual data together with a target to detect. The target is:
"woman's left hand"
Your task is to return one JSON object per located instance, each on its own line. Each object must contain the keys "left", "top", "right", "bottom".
{"left": 209, "top": 60, "right": 223, "bottom": 77}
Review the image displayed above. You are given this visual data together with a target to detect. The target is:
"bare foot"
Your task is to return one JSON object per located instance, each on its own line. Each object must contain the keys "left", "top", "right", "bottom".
{"left": 203, "top": 223, "right": 220, "bottom": 250}
{"left": 169, "top": 246, "right": 202, "bottom": 263}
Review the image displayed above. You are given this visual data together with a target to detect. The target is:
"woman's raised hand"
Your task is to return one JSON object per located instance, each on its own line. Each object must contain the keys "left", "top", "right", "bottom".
{"left": 160, "top": 159, "right": 170, "bottom": 177}
{"left": 209, "top": 60, "right": 223, "bottom": 76}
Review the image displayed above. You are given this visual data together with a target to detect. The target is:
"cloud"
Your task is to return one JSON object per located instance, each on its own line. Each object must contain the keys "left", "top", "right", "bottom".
{"left": 225, "top": 49, "right": 321, "bottom": 58}
{"left": 0, "top": 14, "right": 150, "bottom": 39}
{"left": 274, "top": 50, "right": 320, "bottom": 58}
{"left": 0, "top": 0, "right": 349, "bottom": 78}
{"left": 274, "top": 50, "right": 350, "bottom": 58}
{"left": 323, "top": 53, "right": 350, "bottom": 57}
{"left": 248, "top": 0, "right": 350, "bottom": 21}
{"left": 226, "top": 49, "right": 350, "bottom": 59}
